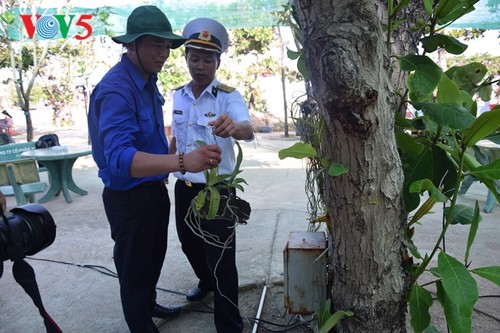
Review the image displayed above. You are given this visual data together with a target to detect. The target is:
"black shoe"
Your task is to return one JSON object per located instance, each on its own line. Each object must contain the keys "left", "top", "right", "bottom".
{"left": 186, "top": 286, "right": 211, "bottom": 302}
{"left": 150, "top": 303, "right": 181, "bottom": 319}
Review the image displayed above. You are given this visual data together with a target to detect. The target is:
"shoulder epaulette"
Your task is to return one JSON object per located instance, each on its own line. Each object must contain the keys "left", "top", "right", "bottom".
{"left": 216, "top": 84, "right": 235, "bottom": 93}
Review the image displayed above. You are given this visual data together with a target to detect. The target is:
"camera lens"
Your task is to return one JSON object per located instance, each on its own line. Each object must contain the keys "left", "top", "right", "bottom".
{"left": 0, "top": 204, "right": 56, "bottom": 262}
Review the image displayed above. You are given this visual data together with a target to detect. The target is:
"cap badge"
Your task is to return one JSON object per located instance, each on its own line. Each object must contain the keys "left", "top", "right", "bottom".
{"left": 199, "top": 29, "right": 211, "bottom": 41}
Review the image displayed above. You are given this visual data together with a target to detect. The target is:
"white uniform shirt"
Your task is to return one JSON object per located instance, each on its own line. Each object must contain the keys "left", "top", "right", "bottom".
{"left": 171, "top": 79, "right": 253, "bottom": 183}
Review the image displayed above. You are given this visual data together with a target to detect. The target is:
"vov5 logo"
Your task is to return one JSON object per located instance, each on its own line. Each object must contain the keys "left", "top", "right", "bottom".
{"left": 20, "top": 14, "right": 93, "bottom": 40}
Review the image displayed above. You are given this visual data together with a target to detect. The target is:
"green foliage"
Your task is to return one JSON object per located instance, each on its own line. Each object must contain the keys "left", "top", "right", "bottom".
{"left": 279, "top": 0, "right": 500, "bottom": 331}
{"left": 278, "top": 142, "right": 317, "bottom": 159}
{"left": 231, "top": 27, "right": 274, "bottom": 56}
{"left": 395, "top": 1, "right": 500, "bottom": 332}
{"left": 447, "top": 28, "right": 486, "bottom": 40}
{"left": 448, "top": 53, "right": 500, "bottom": 76}
{"left": 420, "top": 33, "right": 468, "bottom": 55}
{"left": 316, "top": 299, "right": 353, "bottom": 333}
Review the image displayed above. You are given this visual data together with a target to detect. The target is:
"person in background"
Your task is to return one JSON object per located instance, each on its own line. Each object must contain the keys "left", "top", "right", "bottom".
{"left": 1, "top": 110, "right": 14, "bottom": 135}
{"left": 169, "top": 18, "right": 254, "bottom": 332}
{"left": 87, "top": 6, "right": 221, "bottom": 333}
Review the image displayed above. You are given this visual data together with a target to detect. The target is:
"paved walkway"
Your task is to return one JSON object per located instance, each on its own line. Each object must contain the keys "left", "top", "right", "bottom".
{"left": 0, "top": 123, "right": 499, "bottom": 332}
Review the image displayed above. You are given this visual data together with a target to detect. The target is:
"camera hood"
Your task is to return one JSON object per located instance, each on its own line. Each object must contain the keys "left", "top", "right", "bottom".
{"left": 10, "top": 204, "right": 56, "bottom": 256}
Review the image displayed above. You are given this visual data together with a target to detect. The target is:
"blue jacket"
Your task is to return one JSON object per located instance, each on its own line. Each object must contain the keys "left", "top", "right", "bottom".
{"left": 88, "top": 54, "right": 169, "bottom": 190}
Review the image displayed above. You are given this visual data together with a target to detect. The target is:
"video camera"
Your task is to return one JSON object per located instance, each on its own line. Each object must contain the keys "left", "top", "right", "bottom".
{"left": 0, "top": 204, "right": 56, "bottom": 278}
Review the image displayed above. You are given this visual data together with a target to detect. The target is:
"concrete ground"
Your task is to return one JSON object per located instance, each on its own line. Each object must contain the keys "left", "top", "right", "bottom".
{"left": 0, "top": 119, "right": 499, "bottom": 332}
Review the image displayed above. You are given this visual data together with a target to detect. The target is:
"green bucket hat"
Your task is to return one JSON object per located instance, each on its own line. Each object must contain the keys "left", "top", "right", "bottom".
{"left": 112, "top": 5, "right": 186, "bottom": 49}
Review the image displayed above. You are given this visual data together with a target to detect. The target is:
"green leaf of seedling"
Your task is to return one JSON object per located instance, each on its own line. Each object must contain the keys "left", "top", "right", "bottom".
{"left": 461, "top": 90, "right": 476, "bottom": 115}
{"left": 436, "top": 281, "right": 472, "bottom": 333}
{"left": 435, "top": 0, "right": 459, "bottom": 19}
{"left": 319, "top": 310, "right": 354, "bottom": 333}
{"left": 287, "top": 48, "right": 301, "bottom": 60}
{"left": 297, "top": 53, "right": 309, "bottom": 80}
{"left": 229, "top": 141, "right": 244, "bottom": 184}
{"left": 207, "top": 167, "right": 219, "bottom": 186}
{"left": 470, "top": 159, "right": 500, "bottom": 180}
{"left": 460, "top": 149, "right": 482, "bottom": 171}
{"left": 437, "top": 1, "right": 476, "bottom": 26}
{"left": 227, "top": 178, "right": 248, "bottom": 192}
{"left": 328, "top": 163, "right": 348, "bottom": 176}
{"left": 438, "top": 252, "right": 478, "bottom": 317}
{"left": 437, "top": 72, "right": 462, "bottom": 103}
{"left": 447, "top": 62, "right": 488, "bottom": 94}
{"left": 319, "top": 157, "right": 331, "bottom": 169}
{"left": 444, "top": 204, "right": 480, "bottom": 225}
{"left": 424, "top": 0, "right": 433, "bottom": 15}
{"left": 396, "top": 131, "right": 425, "bottom": 156}
{"left": 231, "top": 177, "right": 249, "bottom": 186}
{"left": 407, "top": 237, "right": 422, "bottom": 260}
{"left": 195, "top": 191, "right": 206, "bottom": 211}
{"left": 395, "top": 112, "right": 414, "bottom": 129}
{"left": 216, "top": 173, "right": 233, "bottom": 183}
{"left": 429, "top": 266, "right": 440, "bottom": 278}
{"left": 403, "top": 147, "right": 434, "bottom": 212}
{"left": 196, "top": 140, "right": 207, "bottom": 147}
{"left": 471, "top": 266, "right": 500, "bottom": 287}
{"left": 422, "top": 325, "right": 441, "bottom": 333}
{"left": 482, "top": 179, "right": 500, "bottom": 206}
{"left": 463, "top": 110, "right": 500, "bottom": 147}
{"left": 409, "top": 179, "right": 448, "bottom": 202}
{"left": 476, "top": 84, "right": 492, "bottom": 102}
{"left": 420, "top": 34, "right": 468, "bottom": 55}
{"left": 316, "top": 299, "right": 332, "bottom": 331}
{"left": 278, "top": 142, "right": 317, "bottom": 159}
{"left": 412, "top": 102, "right": 475, "bottom": 129}
{"left": 232, "top": 183, "right": 245, "bottom": 192}
{"left": 400, "top": 55, "right": 442, "bottom": 102}
{"left": 206, "top": 186, "right": 221, "bottom": 220}
{"left": 465, "top": 202, "right": 481, "bottom": 263}
{"left": 409, "top": 285, "right": 433, "bottom": 333}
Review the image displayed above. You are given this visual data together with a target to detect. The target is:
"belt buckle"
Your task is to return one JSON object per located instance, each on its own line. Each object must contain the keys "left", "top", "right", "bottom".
{"left": 185, "top": 180, "right": 192, "bottom": 187}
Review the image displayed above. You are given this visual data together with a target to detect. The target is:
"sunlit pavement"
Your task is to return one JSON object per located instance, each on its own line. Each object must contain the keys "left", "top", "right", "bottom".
{"left": 1, "top": 123, "right": 498, "bottom": 332}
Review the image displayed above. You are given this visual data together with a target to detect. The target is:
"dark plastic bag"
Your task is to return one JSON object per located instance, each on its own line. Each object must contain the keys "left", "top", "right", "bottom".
{"left": 35, "top": 134, "right": 60, "bottom": 169}
{"left": 35, "top": 134, "right": 60, "bottom": 149}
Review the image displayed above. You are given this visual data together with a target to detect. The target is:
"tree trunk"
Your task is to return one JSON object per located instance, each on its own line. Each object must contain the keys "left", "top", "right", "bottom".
{"left": 295, "top": 1, "right": 409, "bottom": 332}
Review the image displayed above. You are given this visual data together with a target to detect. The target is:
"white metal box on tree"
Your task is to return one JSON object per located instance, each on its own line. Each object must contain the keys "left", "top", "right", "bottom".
{"left": 283, "top": 231, "right": 327, "bottom": 314}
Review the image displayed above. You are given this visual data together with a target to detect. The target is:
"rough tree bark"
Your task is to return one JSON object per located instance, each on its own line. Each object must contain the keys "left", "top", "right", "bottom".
{"left": 294, "top": 1, "right": 416, "bottom": 332}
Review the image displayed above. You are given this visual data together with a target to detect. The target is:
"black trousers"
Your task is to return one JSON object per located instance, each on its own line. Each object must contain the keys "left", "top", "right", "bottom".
{"left": 103, "top": 181, "right": 170, "bottom": 333}
{"left": 175, "top": 179, "right": 244, "bottom": 333}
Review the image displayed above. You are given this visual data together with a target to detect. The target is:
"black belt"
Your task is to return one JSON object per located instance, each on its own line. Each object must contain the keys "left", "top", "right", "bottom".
{"left": 134, "top": 178, "right": 168, "bottom": 189}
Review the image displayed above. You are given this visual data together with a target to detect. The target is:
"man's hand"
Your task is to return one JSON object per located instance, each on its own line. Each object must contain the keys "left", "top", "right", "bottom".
{"left": 184, "top": 144, "right": 222, "bottom": 172}
{"left": 208, "top": 114, "right": 235, "bottom": 138}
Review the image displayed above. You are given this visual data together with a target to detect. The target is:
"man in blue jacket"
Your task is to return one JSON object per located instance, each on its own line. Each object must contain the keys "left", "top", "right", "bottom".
{"left": 88, "top": 6, "right": 221, "bottom": 333}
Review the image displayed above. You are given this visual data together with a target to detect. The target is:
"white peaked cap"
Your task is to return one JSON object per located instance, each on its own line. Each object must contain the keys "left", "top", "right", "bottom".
{"left": 183, "top": 18, "right": 229, "bottom": 53}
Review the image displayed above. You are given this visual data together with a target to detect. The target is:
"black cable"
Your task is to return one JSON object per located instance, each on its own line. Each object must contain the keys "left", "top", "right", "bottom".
{"left": 244, "top": 314, "right": 315, "bottom": 332}
{"left": 25, "top": 256, "right": 319, "bottom": 330}
{"left": 27, "top": 256, "right": 500, "bottom": 329}
{"left": 26, "top": 257, "right": 185, "bottom": 299}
